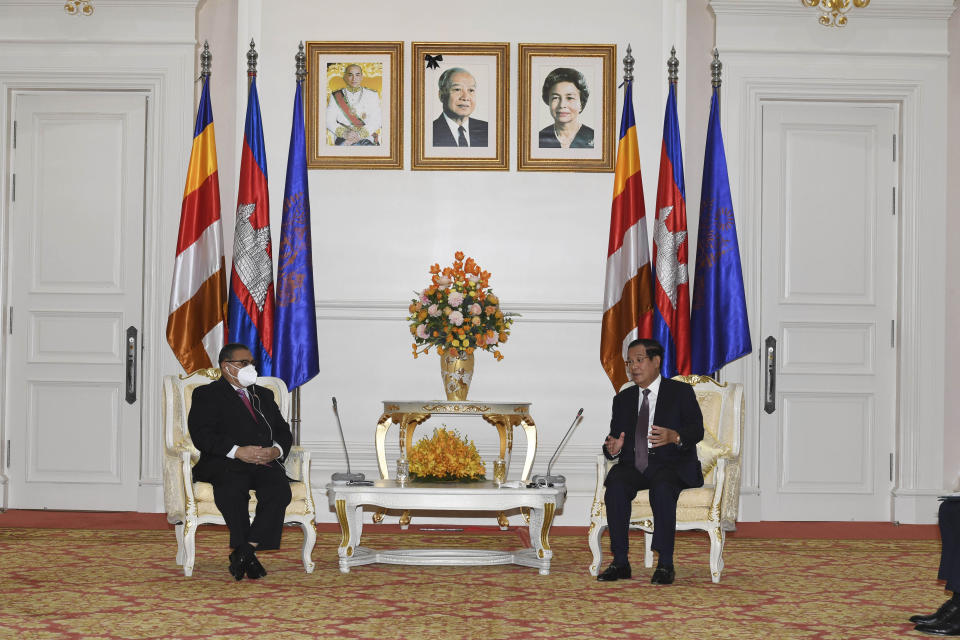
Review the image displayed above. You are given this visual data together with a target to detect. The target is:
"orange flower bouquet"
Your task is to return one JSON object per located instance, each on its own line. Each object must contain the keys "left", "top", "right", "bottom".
{"left": 407, "top": 427, "right": 486, "bottom": 482}
{"left": 408, "top": 251, "right": 514, "bottom": 360}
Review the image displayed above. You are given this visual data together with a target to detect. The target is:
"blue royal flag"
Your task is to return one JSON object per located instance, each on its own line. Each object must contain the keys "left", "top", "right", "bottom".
{"left": 273, "top": 79, "right": 319, "bottom": 390}
{"left": 690, "top": 88, "right": 752, "bottom": 374}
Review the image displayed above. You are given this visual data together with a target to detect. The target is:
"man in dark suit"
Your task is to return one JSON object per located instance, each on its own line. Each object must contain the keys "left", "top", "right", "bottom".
{"left": 597, "top": 338, "right": 704, "bottom": 585}
{"left": 432, "top": 67, "right": 488, "bottom": 147}
{"left": 910, "top": 499, "right": 960, "bottom": 635}
{"left": 188, "top": 343, "right": 293, "bottom": 581}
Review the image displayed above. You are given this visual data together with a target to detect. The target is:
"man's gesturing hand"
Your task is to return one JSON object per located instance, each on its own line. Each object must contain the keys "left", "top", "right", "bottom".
{"left": 605, "top": 432, "right": 626, "bottom": 456}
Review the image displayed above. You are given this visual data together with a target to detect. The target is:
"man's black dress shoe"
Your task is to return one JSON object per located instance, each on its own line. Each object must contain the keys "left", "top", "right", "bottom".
{"left": 916, "top": 607, "right": 960, "bottom": 636}
{"left": 228, "top": 543, "right": 254, "bottom": 581}
{"left": 245, "top": 553, "right": 267, "bottom": 579}
{"left": 651, "top": 565, "right": 676, "bottom": 584}
{"left": 912, "top": 599, "right": 960, "bottom": 625}
{"left": 597, "top": 562, "right": 631, "bottom": 581}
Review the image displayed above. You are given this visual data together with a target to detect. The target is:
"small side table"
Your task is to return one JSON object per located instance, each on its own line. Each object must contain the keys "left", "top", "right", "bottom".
{"left": 374, "top": 400, "right": 538, "bottom": 483}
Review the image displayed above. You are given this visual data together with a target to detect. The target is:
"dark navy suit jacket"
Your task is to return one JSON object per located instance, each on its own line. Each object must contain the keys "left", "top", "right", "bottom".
{"left": 188, "top": 377, "right": 292, "bottom": 480}
{"left": 603, "top": 377, "right": 705, "bottom": 489}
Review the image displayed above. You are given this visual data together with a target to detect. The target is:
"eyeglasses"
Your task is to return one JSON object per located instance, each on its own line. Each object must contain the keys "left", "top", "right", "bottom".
{"left": 225, "top": 359, "right": 254, "bottom": 367}
{"left": 624, "top": 355, "right": 652, "bottom": 366}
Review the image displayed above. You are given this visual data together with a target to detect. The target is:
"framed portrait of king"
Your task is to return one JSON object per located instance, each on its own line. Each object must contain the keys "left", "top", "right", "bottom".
{"left": 306, "top": 41, "right": 403, "bottom": 169}
{"left": 411, "top": 42, "right": 509, "bottom": 171}
{"left": 518, "top": 43, "right": 616, "bottom": 172}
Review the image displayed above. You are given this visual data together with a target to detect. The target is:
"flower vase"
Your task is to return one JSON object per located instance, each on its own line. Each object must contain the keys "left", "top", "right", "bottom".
{"left": 440, "top": 351, "right": 474, "bottom": 401}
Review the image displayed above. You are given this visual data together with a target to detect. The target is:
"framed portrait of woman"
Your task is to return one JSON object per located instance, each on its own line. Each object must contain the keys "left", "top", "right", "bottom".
{"left": 305, "top": 41, "right": 403, "bottom": 169}
{"left": 518, "top": 43, "right": 616, "bottom": 172}
{"left": 411, "top": 42, "right": 509, "bottom": 171}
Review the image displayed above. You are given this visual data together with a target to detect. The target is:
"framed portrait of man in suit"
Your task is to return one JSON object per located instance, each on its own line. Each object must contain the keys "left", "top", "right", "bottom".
{"left": 411, "top": 42, "right": 509, "bottom": 171}
{"left": 305, "top": 41, "right": 403, "bottom": 170}
{"left": 518, "top": 43, "right": 615, "bottom": 172}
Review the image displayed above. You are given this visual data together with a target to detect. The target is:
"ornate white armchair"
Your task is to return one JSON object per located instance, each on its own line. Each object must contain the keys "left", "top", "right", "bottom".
{"left": 162, "top": 371, "right": 316, "bottom": 577}
{"left": 587, "top": 376, "right": 744, "bottom": 583}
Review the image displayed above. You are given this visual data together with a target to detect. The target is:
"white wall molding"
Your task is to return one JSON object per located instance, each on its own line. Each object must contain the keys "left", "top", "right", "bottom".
{"left": 315, "top": 299, "right": 601, "bottom": 324}
{"left": 711, "top": 0, "right": 955, "bottom": 21}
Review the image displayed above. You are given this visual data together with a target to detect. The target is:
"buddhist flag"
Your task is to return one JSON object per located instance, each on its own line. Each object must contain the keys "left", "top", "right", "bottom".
{"left": 228, "top": 76, "right": 275, "bottom": 374}
{"left": 166, "top": 76, "right": 227, "bottom": 373}
{"left": 601, "top": 80, "right": 655, "bottom": 391}
{"left": 690, "top": 87, "right": 752, "bottom": 373}
{"left": 273, "top": 76, "right": 319, "bottom": 390}
{"left": 652, "top": 81, "right": 692, "bottom": 377}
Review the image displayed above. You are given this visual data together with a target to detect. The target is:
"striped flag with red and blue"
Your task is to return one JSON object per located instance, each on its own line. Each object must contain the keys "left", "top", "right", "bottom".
{"left": 228, "top": 76, "right": 275, "bottom": 374}
{"left": 652, "top": 81, "right": 692, "bottom": 377}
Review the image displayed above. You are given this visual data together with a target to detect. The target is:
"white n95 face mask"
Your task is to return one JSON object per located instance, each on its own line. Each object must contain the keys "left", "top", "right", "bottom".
{"left": 236, "top": 364, "right": 258, "bottom": 387}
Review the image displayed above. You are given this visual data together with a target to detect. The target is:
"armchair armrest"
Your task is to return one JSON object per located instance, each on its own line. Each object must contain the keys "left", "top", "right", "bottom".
{"left": 283, "top": 445, "right": 311, "bottom": 485}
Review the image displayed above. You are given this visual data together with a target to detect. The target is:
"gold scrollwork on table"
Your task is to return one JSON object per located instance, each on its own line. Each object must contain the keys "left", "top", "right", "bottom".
{"left": 538, "top": 502, "right": 556, "bottom": 558}
{"left": 420, "top": 403, "right": 491, "bottom": 413}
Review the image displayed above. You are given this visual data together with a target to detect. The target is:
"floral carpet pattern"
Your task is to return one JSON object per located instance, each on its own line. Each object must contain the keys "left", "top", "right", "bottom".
{"left": 0, "top": 526, "right": 947, "bottom": 639}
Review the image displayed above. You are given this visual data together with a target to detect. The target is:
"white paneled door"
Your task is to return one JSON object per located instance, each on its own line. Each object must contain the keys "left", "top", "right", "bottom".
{"left": 759, "top": 102, "right": 898, "bottom": 521}
{"left": 6, "top": 92, "right": 146, "bottom": 509}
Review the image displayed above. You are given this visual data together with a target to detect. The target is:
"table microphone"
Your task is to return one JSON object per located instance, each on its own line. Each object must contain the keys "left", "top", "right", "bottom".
{"left": 531, "top": 408, "right": 583, "bottom": 487}
{"left": 331, "top": 397, "right": 366, "bottom": 483}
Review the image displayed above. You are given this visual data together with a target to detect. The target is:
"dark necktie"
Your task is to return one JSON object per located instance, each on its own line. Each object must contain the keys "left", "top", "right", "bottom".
{"left": 635, "top": 388, "right": 651, "bottom": 472}
{"left": 236, "top": 388, "right": 257, "bottom": 421}
{"left": 457, "top": 125, "right": 468, "bottom": 147}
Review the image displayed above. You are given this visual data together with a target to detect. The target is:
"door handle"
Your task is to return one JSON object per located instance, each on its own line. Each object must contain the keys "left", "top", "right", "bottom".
{"left": 125, "top": 326, "right": 137, "bottom": 404}
{"left": 764, "top": 336, "right": 776, "bottom": 414}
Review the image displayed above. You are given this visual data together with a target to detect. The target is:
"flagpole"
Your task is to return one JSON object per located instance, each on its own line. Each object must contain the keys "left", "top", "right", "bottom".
{"left": 711, "top": 47, "right": 722, "bottom": 382}
{"left": 247, "top": 39, "right": 257, "bottom": 90}
{"left": 289, "top": 42, "right": 308, "bottom": 446}
{"left": 711, "top": 48, "right": 722, "bottom": 117}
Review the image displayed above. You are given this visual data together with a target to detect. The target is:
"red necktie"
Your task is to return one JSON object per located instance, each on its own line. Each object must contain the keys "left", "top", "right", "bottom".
{"left": 635, "top": 389, "right": 650, "bottom": 473}
{"left": 236, "top": 389, "right": 256, "bottom": 420}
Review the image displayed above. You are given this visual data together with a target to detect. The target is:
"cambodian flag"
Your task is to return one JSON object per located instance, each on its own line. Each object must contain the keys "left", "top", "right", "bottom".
{"left": 273, "top": 77, "right": 319, "bottom": 390}
{"left": 690, "top": 87, "right": 752, "bottom": 374}
{"left": 228, "top": 76, "right": 275, "bottom": 374}
{"left": 652, "top": 81, "right": 692, "bottom": 377}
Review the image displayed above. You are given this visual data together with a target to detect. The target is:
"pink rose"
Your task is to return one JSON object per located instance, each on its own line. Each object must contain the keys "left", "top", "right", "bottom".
{"left": 416, "top": 324, "right": 430, "bottom": 339}
{"left": 437, "top": 276, "right": 451, "bottom": 288}
{"left": 420, "top": 292, "right": 430, "bottom": 305}
{"left": 447, "top": 291, "right": 464, "bottom": 307}
{"left": 428, "top": 304, "right": 441, "bottom": 317}
{"left": 449, "top": 311, "right": 465, "bottom": 326}
{"left": 468, "top": 303, "right": 482, "bottom": 316}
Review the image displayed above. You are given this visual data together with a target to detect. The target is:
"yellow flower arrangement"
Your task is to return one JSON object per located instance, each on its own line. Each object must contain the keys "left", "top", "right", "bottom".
{"left": 408, "top": 251, "right": 514, "bottom": 361}
{"left": 407, "top": 427, "right": 486, "bottom": 482}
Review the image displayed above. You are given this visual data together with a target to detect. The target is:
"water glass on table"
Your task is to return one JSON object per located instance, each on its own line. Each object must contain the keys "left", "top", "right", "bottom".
{"left": 493, "top": 458, "right": 506, "bottom": 487}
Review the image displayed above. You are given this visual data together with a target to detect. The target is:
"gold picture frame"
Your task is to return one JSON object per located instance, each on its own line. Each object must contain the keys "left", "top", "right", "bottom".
{"left": 518, "top": 43, "right": 616, "bottom": 172}
{"left": 411, "top": 42, "right": 509, "bottom": 171}
{"left": 305, "top": 41, "right": 403, "bottom": 170}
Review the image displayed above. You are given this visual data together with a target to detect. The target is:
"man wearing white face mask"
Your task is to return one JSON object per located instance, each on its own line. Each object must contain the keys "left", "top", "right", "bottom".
{"left": 188, "top": 343, "right": 293, "bottom": 580}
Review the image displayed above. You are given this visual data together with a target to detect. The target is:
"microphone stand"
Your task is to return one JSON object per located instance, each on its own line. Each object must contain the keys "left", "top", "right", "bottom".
{"left": 531, "top": 408, "right": 583, "bottom": 487}
{"left": 330, "top": 397, "right": 366, "bottom": 483}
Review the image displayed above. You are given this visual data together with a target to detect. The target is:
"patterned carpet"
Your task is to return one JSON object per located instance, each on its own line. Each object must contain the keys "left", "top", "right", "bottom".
{"left": 0, "top": 525, "right": 947, "bottom": 639}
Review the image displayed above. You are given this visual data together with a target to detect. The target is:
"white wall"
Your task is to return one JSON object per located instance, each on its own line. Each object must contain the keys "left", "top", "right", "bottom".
{"left": 194, "top": 0, "right": 695, "bottom": 524}
{"left": 945, "top": 4, "right": 960, "bottom": 491}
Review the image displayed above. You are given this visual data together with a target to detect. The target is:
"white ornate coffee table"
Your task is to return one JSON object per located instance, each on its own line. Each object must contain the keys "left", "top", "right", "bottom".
{"left": 326, "top": 480, "right": 566, "bottom": 575}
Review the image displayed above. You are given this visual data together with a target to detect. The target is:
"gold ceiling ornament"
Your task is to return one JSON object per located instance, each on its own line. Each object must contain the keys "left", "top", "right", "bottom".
{"left": 64, "top": 0, "right": 94, "bottom": 16}
{"left": 801, "top": 0, "right": 870, "bottom": 27}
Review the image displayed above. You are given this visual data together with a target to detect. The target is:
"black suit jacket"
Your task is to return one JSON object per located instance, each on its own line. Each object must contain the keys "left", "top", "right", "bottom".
{"left": 603, "top": 378, "right": 705, "bottom": 489}
{"left": 432, "top": 115, "right": 488, "bottom": 147}
{"left": 188, "top": 377, "right": 293, "bottom": 479}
